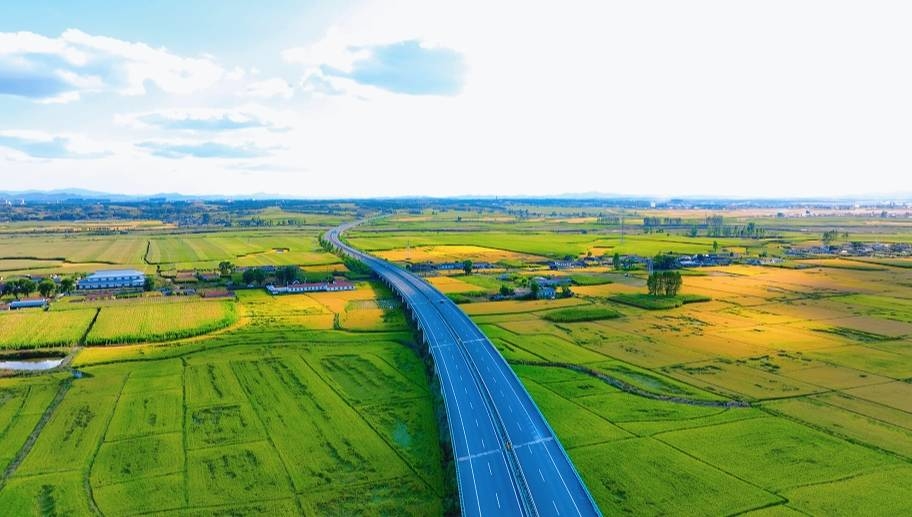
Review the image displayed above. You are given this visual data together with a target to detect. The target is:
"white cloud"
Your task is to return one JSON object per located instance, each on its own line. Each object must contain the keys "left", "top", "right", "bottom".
{"left": 4, "top": 1, "right": 912, "bottom": 198}
{"left": 243, "top": 78, "right": 294, "bottom": 99}
{"left": 0, "top": 29, "right": 225, "bottom": 102}
{"left": 0, "top": 129, "right": 116, "bottom": 159}
{"left": 115, "top": 105, "right": 293, "bottom": 132}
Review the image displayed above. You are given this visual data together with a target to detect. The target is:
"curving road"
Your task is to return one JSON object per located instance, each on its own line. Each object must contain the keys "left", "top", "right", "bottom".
{"left": 325, "top": 221, "right": 600, "bottom": 517}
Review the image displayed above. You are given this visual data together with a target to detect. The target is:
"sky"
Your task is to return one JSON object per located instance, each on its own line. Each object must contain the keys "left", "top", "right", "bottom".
{"left": 1, "top": 0, "right": 911, "bottom": 198}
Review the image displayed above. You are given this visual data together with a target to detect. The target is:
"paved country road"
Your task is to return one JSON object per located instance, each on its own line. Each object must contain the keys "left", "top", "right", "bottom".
{"left": 325, "top": 220, "right": 601, "bottom": 517}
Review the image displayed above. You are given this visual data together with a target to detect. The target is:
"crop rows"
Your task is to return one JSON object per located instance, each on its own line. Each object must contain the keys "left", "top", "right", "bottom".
{"left": 85, "top": 301, "right": 237, "bottom": 345}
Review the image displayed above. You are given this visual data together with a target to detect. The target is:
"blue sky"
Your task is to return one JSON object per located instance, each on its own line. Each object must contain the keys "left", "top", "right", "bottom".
{"left": 1, "top": 1, "right": 910, "bottom": 197}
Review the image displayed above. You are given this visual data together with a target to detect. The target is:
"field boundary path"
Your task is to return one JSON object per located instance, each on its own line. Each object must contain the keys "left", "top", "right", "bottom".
{"left": 325, "top": 219, "right": 601, "bottom": 517}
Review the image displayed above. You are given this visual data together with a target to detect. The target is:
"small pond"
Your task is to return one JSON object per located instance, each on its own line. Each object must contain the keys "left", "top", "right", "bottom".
{"left": 0, "top": 358, "right": 64, "bottom": 371}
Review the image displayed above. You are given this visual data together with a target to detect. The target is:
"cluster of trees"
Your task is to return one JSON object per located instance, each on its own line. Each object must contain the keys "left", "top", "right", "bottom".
{"left": 274, "top": 265, "right": 304, "bottom": 285}
{"left": 822, "top": 230, "right": 849, "bottom": 246}
{"left": 646, "top": 271, "right": 683, "bottom": 297}
{"left": 240, "top": 265, "right": 334, "bottom": 287}
{"left": 1, "top": 277, "right": 76, "bottom": 299}
{"left": 652, "top": 254, "right": 678, "bottom": 270}
{"left": 218, "top": 261, "right": 235, "bottom": 277}
{"left": 705, "top": 219, "right": 766, "bottom": 238}
{"left": 643, "top": 217, "right": 683, "bottom": 227}
{"left": 241, "top": 268, "right": 268, "bottom": 286}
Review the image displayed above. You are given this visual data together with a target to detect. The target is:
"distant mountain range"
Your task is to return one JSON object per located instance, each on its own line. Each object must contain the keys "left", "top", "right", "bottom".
{"left": 0, "top": 188, "right": 910, "bottom": 204}
{"left": 0, "top": 189, "right": 284, "bottom": 203}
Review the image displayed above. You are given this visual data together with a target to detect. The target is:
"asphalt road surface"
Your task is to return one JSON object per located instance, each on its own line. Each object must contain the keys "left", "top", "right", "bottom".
{"left": 325, "top": 221, "right": 600, "bottom": 517}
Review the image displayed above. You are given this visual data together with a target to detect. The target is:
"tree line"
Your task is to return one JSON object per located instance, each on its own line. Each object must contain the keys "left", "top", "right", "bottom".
{"left": 1, "top": 277, "right": 77, "bottom": 299}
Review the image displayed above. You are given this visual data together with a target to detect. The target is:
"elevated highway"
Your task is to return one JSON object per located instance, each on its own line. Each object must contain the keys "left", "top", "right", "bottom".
{"left": 324, "top": 221, "right": 600, "bottom": 517}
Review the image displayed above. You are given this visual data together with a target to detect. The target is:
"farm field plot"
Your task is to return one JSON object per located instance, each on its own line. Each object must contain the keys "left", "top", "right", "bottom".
{"left": 427, "top": 275, "right": 484, "bottom": 293}
{"left": 657, "top": 417, "right": 900, "bottom": 491}
{"left": 0, "top": 377, "right": 61, "bottom": 471}
{"left": 782, "top": 466, "right": 912, "bottom": 515}
{"left": 0, "top": 308, "right": 97, "bottom": 349}
{"left": 764, "top": 397, "right": 912, "bottom": 457}
{"left": 146, "top": 232, "right": 338, "bottom": 268}
{"left": 0, "top": 235, "right": 148, "bottom": 265}
{"left": 374, "top": 244, "right": 544, "bottom": 264}
{"left": 0, "top": 287, "right": 444, "bottom": 515}
{"left": 3, "top": 209, "right": 912, "bottom": 515}
{"left": 86, "top": 299, "right": 237, "bottom": 344}
{"left": 568, "top": 437, "right": 781, "bottom": 515}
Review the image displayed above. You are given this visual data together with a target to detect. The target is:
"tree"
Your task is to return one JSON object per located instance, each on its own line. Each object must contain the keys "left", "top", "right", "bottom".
{"left": 646, "top": 273, "right": 658, "bottom": 296}
{"left": 253, "top": 268, "right": 267, "bottom": 286}
{"left": 218, "top": 261, "right": 235, "bottom": 277}
{"left": 822, "top": 230, "right": 839, "bottom": 247}
{"left": 242, "top": 268, "right": 256, "bottom": 285}
{"left": 612, "top": 253, "right": 621, "bottom": 271}
{"left": 59, "top": 277, "right": 75, "bottom": 295}
{"left": 661, "top": 271, "right": 680, "bottom": 296}
{"left": 1, "top": 282, "right": 14, "bottom": 298}
{"left": 712, "top": 241, "right": 719, "bottom": 253}
{"left": 499, "top": 285, "right": 514, "bottom": 297}
{"left": 276, "top": 265, "right": 300, "bottom": 285}
{"left": 16, "top": 279, "right": 36, "bottom": 299}
{"left": 530, "top": 282, "right": 540, "bottom": 298}
{"left": 143, "top": 276, "right": 155, "bottom": 292}
{"left": 37, "top": 279, "right": 56, "bottom": 298}
{"left": 560, "top": 285, "right": 572, "bottom": 298}
{"left": 689, "top": 225, "right": 699, "bottom": 237}
{"left": 652, "top": 254, "right": 677, "bottom": 270}
{"left": 646, "top": 271, "right": 682, "bottom": 297}
{"left": 462, "top": 260, "right": 473, "bottom": 275}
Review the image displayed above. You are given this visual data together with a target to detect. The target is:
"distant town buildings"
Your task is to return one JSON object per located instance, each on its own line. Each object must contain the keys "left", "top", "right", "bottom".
{"left": 77, "top": 269, "right": 146, "bottom": 290}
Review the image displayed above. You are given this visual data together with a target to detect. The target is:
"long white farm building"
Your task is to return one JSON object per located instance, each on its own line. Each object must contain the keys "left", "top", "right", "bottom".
{"left": 78, "top": 269, "right": 146, "bottom": 290}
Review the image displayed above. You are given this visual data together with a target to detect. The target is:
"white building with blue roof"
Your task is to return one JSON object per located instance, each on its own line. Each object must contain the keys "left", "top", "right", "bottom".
{"left": 77, "top": 269, "right": 146, "bottom": 290}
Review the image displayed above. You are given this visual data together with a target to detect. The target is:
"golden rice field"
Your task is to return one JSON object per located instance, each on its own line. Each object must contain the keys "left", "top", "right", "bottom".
{"left": 85, "top": 300, "right": 237, "bottom": 345}
{"left": 453, "top": 256, "right": 912, "bottom": 515}
{"left": 374, "top": 244, "right": 543, "bottom": 264}
{"left": 426, "top": 276, "right": 484, "bottom": 293}
{"left": 0, "top": 309, "right": 97, "bottom": 349}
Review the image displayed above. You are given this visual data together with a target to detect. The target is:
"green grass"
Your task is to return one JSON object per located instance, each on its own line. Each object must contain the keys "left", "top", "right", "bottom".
{"left": 608, "top": 293, "right": 711, "bottom": 310}
{"left": 765, "top": 397, "right": 912, "bottom": 457}
{"left": 783, "top": 466, "right": 912, "bottom": 515}
{"left": 0, "top": 471, "right": 93, "bottom": 516}
{"left": 570, "top": 274, "right": 614, "bottom": 285}
{"left": 0, "top": 310, "right": 444, "bottom": 515}
{"left": 657, "top": 417, "right": 900, "bottom": 491}
{"left": 568, "top": 437, "right": 781, "bottom": 515}
{"left": 542, "top": 305, "right": 622, "bottom": 322}
{"left": 0, "top": 377, "right": 61, "bottom": 471}
{"left": 187, "top": 442, "right": 292, "bottom": 506}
